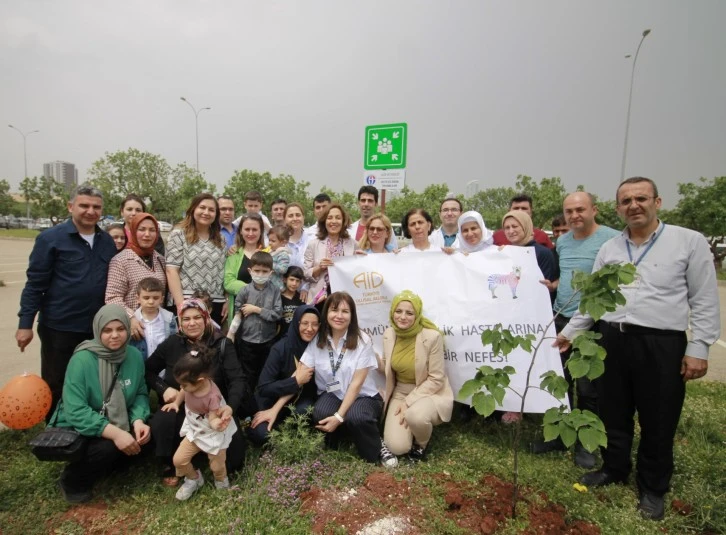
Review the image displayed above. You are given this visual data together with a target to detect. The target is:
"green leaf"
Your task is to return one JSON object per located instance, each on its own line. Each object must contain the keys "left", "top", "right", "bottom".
{"left": 543, "top": 408, "right": 562, "bottom": 425}
{"left": 588, "top": 302, "right": 606, "bottom": 321}
{"left": 502, "top": 366, "right": 516, "bottom": 375}
{"left": 457, "top": 379, "right": 483, "bottom": 400}
{"left": 559, "top": 421, "right": 577, "bottom": 447}
{"left": 567, "top": 357, "right": 589, "bottom": 379}
{"left": 543, "top": 423, "right": 560, "bottom": 442}
{"left": 490, "top": 385, "right": 507, "bottom": 406}
{"left": 587, "top": 358, "right": 605, "bottom": 380}
{"left": 472, "top": 392, "right": 496, "bottom": 417}
{"left": 578, "top": 427, "right": 605, "bottom": 453}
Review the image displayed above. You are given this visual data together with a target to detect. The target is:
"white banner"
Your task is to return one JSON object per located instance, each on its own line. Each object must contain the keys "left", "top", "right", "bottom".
{"left": 329, "top": 248, "right": 568, "bottom": 413}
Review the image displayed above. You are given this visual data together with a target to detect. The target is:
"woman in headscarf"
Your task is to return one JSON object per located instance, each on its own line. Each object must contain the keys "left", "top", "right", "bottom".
{"left": 51, "top": 304, "right": 151, "bottom": 503}
{"left": 145, "top": 299, "right": 250, "bottom": 486}
{"left": 380, "top": 291, "right": 453, "bottom": 463}
{"left": 456, "top": 211, "right": 494, "bottom": 253}
{"left": 248, "top": 305, "right": 320, "bottom": 445}
{"left": 501, "top": 210, "right": 558, "bottom": 283}
{"left": 499, "top": 210, "right": 558, "bottom": 425}
{"left": 106, "top": 212, "right": 168, "bottom": 342}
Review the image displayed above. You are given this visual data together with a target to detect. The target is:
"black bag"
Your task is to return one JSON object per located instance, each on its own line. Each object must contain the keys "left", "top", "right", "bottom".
{"left": 29, "top": 367, "right": 121, "bottom": 463}
{"left": 28, "top": 426, "right": 87, "bottom": 463}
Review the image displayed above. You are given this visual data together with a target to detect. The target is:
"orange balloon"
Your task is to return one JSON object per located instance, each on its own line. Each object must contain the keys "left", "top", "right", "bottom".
{"left": 0, "top": 373, "right": 52, "bottom": 430}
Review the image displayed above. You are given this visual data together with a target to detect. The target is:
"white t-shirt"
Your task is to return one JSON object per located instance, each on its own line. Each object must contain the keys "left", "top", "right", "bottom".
{"left": 399, "top": 243, "right": 440, "bottom": 254}
{"left": 79, "top": 232, "right": 95, "bottom": 248}
{"left": 300, "top": 332, "right": 379, "bottom": 400}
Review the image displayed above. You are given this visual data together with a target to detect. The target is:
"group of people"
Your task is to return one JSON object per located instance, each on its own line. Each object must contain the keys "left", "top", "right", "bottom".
{"left": 15, "top": 178, "right": 720, "bottom": 521}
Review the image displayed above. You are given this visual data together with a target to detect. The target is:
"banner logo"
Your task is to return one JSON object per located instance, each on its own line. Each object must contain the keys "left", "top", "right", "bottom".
{"left": 353, "top": 271, "right": 384, "bottom": 289}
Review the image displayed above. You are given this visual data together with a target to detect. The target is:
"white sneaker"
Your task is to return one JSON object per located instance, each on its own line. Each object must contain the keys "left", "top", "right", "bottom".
{"left": 214, "top": 477, "right": 230, "bottom": 490}
{"left": 175, "top": 470, "right": 204, "bottom": 501}
{"left": 379, "top": 442, "right": 398, "bottom": 469}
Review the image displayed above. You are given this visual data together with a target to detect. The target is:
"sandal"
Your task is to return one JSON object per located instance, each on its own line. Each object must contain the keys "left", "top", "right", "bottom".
{"left": 161, "top": 466, "right": 180, "bottom": 487}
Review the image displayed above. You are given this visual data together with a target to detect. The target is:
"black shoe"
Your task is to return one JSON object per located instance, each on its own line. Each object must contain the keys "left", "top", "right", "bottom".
{"left": 408, "top": 443, "right": 426, "bottom": 463}
{"left": 578, "top": 470, "right": 626, "bottom": 488}
{"left": 58, "top": 480, "right": 92, "bottom": 504}
{"left": 530, "top": 438, "right": 566, "bottom": 454}
{"left": 638, "top": 492, "right": 665, "bottom": 520}
{"left": 574, "top": 444, "right": 597, "bottom": 469}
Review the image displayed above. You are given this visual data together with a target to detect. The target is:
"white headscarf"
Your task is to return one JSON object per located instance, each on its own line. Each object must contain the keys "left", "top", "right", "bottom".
{"left": 457, "top": 211, "right": 493, "bottom": 253}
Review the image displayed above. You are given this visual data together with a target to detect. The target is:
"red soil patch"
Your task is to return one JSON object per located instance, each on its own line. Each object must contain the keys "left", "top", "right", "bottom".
{"left": 301, "top": 471, "right": 600, "bottom": 534}
{"left": 49, "top": 502, "right": 141, "bottom": 535}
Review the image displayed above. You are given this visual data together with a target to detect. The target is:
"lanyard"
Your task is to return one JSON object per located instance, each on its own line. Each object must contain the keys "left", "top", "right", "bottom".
{"left": 626, "top": 223, "right": 665, "bottom": 266}
{"left": 327, "top": 342, "right": 347, "bottom": 377}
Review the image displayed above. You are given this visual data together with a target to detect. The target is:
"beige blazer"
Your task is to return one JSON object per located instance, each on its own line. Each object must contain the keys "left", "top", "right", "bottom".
{"left": 303, "top": 237, "right": 358, "bottom": 304}
{"left": 382, "top": 327, "right": 453, "bottom": 423}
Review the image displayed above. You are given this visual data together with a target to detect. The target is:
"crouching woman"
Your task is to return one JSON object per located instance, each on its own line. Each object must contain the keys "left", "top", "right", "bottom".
{"left": 381, "top": 291, "right": 453, "bottom": 462}
{"left": 298, "top": 292, "right": 396, "bottom": 467}
{"left": 51, "top": 304, "right": 151, "bottom": 503}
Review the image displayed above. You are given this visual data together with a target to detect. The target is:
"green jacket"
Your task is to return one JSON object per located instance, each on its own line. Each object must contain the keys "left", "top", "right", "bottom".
{"left": 224, "top": 251, "right": 248, "bottom": 328}
{"left": 52, "top": 347, "right": 150, "bottom": 437}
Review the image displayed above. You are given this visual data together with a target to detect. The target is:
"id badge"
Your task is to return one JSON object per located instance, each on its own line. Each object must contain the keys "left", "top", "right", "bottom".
{"left": 326, "top": 380, "right": 342, "bottom": 393}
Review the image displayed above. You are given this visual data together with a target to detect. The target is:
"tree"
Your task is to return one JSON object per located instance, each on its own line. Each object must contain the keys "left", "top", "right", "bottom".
{"left": 384, "top": 183, "right": 451, "bottom": 228}
{"left": 19, "top": 177, "right": 37, "bottom": 219}
{"left": 0, "top": 179, "right": 15, "bottom": 215}
{"left": 669, "top": 177, "right": 726, "bottom": 269}
{"left": 465, "top": 186, "right": 517, "bottom": 229}
{"left": 514, "top": 175, "right": 567, "bottom": 228}
{"left": 35, "top": 177, "right": 69, "bottom": 219}
{"left": 87, "top": 148, "right": 175, "bottom": 218}
{"left": 459, "top": 263, "right": 636, "bottom": 518}
{"left": 224, "top": 169, "right": 312, "bottom": 220}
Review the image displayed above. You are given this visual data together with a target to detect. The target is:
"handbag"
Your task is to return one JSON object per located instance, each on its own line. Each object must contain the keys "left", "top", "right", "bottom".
{"left": 29, "top": 367, "right": 121, "bottom": 463}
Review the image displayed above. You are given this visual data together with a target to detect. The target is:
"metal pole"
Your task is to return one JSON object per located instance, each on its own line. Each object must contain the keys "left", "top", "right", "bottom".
{"left": 8, "top": 125, "right": 39, "bottom": 225}
{"left": 180, "top": 97, "right": 211, "bottom": 173}
{"left": 620, "top": 29, "right": 651, "bottom": 182}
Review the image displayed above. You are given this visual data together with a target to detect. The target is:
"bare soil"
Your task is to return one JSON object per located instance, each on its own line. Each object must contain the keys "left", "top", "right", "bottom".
{"left": 301, "top": 471, "right": 601, "bottom": 534}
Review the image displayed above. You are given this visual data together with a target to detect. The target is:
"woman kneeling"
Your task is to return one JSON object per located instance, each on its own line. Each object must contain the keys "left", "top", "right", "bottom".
{"left": 299, "top": 292, "right": 395, "bottom": 467}
{"left": 381, "top": 291, "right": 453, "bottom": 462}
{"left": 53, "top": 304, "right": 151, "bottom": 503}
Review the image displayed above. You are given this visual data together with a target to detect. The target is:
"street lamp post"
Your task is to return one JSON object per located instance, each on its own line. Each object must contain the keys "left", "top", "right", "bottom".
{"left": 8, "top": 124, "right": 40, "bottom": 226}
{"left": 620, "top": 29, "right": 652, "bottom": 182}
{"left": 180, "top": 97, "right": 211, "bottom": 173}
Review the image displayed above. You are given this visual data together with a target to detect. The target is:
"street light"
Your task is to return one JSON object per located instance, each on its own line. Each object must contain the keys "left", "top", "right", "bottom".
{"left": 8, "top": 124, "right": 40, "bottom": 226}
{"left": 620, "top": 28, "right": 652, "bottom": 182}
{"left": 180, "top": 97, "right": 211, "bottom": 173}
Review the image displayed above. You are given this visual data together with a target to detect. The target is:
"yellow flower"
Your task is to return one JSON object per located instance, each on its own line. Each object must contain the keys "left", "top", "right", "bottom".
{"left": 572, "top": 483, "right": 588, "bottom": 493}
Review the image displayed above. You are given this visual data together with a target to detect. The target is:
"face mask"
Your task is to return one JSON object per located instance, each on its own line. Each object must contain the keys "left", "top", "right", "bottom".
{"left": 251, "top": 274, "right": 270, "bottom": 285}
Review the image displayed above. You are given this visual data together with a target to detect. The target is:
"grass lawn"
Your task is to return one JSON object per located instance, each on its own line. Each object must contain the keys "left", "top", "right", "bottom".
{"left": 0, "top": 228, "right": 40, "bottom": 239}
{"left": 1, "top": 381, "right": 724, "bottom": 534}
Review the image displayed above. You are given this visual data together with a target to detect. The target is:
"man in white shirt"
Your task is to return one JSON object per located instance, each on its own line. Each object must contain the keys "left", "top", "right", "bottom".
{"left": 429, "top": 197, "right": 462, "bottom": 248}
{"left": 305, "top": 193, "right": 331, "bottom": 238}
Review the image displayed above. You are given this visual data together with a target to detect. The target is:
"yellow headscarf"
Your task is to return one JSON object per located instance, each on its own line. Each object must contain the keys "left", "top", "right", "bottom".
{"left": 389, "top": 290, "right": 439, "bottom": 339}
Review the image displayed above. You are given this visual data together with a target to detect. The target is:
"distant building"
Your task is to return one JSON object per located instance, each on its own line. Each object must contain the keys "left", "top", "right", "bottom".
{"left": 43, "top": 161, "right": 78, "bottom": 192}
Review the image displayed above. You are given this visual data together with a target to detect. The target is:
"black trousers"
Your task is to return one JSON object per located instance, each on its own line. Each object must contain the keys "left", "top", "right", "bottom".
{"left": 313, "top": 392, "right": 383, "bottom": 463}
{"left": 61, "top": 437, "right": 152, "bottom": 493}
{"left": 554, "top": 315, "right": 598, "bottom": 413}
{"left": 37, "top": 324, "right": 93, "bottom": 422}
{"left": 597, "top": 322, "right": 687, "bottom": 496}
{"left": 235, "top": 337, "right": 275, "bottom": 416}
{"left": 149, "top": 407, "right": 247, "bottom": 475}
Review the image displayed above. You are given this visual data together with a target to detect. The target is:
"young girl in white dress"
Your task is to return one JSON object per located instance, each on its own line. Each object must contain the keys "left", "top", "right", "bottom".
{"left": 161, "top": 346, "right": 237, "bottom": 500}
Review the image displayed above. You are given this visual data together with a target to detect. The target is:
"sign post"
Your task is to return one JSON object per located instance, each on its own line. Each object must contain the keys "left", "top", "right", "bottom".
{"left": 364, "top": 123, "right": 408, "bottom": 214}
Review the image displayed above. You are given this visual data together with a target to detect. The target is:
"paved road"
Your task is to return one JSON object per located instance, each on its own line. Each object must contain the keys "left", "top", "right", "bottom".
{"left": 1, "top": 237, "right": 725, "bottom": 390}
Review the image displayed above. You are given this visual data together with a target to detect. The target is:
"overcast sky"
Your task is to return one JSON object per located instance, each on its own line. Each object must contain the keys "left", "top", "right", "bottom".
{"left": 2, "top": 0, "right": 725, "bottom": 207}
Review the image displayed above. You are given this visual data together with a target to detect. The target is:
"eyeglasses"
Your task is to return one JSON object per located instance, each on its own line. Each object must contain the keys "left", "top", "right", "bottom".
{"left": 618, "top": 195, "right": 656, "bottom": 207}
{"left": 367, "top": 226, "right": 387, "bottom": 233}
{"left": 300, "top": 321, "right": 320, "bottom": 329}
{"left": 441, "top": 208, "right": 461, "bottom": 214}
